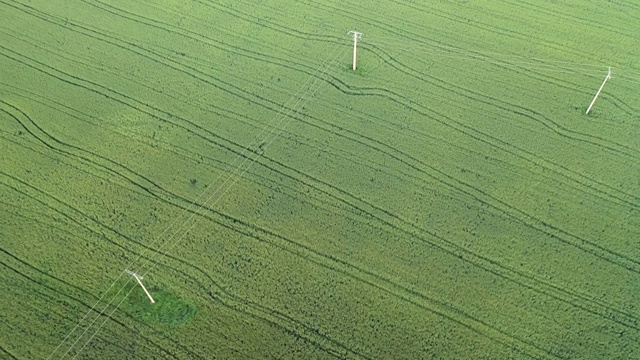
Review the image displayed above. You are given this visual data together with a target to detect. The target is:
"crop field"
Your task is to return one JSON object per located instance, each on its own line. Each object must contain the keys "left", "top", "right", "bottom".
{"left": 1, "top": 0, "right": 639, "bottom": 359}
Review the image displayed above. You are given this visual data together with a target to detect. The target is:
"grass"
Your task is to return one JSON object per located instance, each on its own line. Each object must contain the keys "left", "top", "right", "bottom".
{"left": 116, "top": 279, "right": 197, "bottom": 327}
{"left": 0, "top": 0, "right": 639, "bottom": 359}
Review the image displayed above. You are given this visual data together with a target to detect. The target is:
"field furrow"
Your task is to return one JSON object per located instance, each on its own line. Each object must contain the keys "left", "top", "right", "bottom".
{"left": 1, "top": 0, "right": 637, "bottom": 358}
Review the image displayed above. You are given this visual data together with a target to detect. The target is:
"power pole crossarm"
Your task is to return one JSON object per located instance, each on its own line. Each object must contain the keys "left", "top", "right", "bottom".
{"left": 586, "top": 67, "right": 612, "bottom": 114}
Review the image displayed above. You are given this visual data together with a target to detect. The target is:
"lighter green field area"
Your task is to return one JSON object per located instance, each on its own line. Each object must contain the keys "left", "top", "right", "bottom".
{"left": 1, "top": 0, "right": 639, "bottom": 359}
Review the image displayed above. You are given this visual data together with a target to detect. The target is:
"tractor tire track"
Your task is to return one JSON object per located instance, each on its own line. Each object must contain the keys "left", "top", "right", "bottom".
{"left": 1, "top": 107, "right": 552, "bottom": 357}
{"left": 3, "top": 0, "right": 636, "bottom": 354}
{"left": 0, "top": 85, "right": 371, "bottom": 231}
{"left": 1, "top": 100, "right": 367, "bottom": 358}
{"left": 499, "top": 0, "right": 638, "bottom": 39}
{"left": 0, "top": 189, "right": 203, "bottom": 359}
{"left": 299, "top": 0, "right": 639, "bottom": 159}
{"left": 2, "top": 23, "right": 636, "bottom": 348}
{"left": 361, "top": 44, "right": 639, "bottom": 161}
{"left": 5, "top": 21, "right": 640, "bottom": 338}
{"left": 0, "top": 345, "right": 18, "bottom": 360}
{"left": 0, "top": 255, "right": 191, "bottom": 359}
{"left": 356, "top": 46, "right": 639, "bottom": 206}
{"left": 0, "top": 175, "right": 362, "bottom": 359}
{"left": 249, "top": 0, "right": 639, "bottom": 117}
{"left": 228, "top": 44, "right": 639, "bottom": 216}
{"left": 0, "top": 257, "right": 178, "bottom": 359}
{"left": 387, "top": 0, "right": 628, "bottom": 64}
{"left": 161, "top": 0, "right": 640, "bottom": 213}
{"left": 1, "top": 87, "right": 373, "bottom": 357}
{"left": 372, "top": 40, "right": 638, "bottom": 116}
{"left": 2, "top": 100, "right": 533, "bottom": 357}
{"left": 0, "top": 92, "right": 632, "bottom": 360}
{"left": 11, "top": 103, "right": 636, "bottom": 360}
{"left": 0, "top": 24, "right": 487, "bottom": 235}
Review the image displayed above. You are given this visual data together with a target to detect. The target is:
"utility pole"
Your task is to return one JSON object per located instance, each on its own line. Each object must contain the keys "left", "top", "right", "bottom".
{"left": 586, "top": 67, "right": 612, "bottom": 114}
{"left": 348, "top": 31, "right": 363, "bottom": 70}
{"left": 125, "top": 269, "right": 155, "bottom": 304}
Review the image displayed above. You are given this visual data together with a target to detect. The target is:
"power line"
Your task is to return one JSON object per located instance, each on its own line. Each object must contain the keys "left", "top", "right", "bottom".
{"left": 367, "top": 36, "right": 640, "bottom": 82}
{"left": 62, "top": 44, "right": 342, "bottom": 357}
{"left": 70, "top": 45, "right": 344, "bottom": 360}
{"left": 62, "top": 46, "right": 340, "bottom": 356}
{"left": 370, "top": 34, "right": 612, "bottom": 68}
{"left": 51, "top": 42, "right": 344, "bottom": 360}
{"left": 368, "top": 40, "right": 605, "bottom": 75}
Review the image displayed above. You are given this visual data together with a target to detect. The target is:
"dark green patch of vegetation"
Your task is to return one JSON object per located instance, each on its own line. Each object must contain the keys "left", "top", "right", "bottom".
{"left": 121, "top": 283, "right": 196, "bottom": 327}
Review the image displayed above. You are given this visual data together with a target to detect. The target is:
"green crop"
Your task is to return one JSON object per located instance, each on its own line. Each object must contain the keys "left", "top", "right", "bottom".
{"left": 1, "top": 0, "right": 638, "bottom": 359}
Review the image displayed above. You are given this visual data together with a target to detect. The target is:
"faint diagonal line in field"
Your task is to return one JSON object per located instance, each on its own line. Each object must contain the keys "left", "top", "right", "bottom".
{"left": 57, "top": 44, "right": 345, "bottom": 360}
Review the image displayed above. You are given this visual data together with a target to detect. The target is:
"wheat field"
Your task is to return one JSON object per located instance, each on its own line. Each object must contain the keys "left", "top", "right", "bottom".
{"left": 1, "top": 0, "right": 639, "bottom": 359}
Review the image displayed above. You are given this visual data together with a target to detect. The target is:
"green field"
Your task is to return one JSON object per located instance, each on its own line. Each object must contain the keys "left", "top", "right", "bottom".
{"left": 1, "top": 0, "right": 639, "bottom": 358}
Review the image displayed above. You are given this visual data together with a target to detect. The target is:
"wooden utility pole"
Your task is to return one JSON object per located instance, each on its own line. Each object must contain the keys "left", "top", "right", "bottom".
{"left": 348, "top": 31, "right": 363, "bottom": 70}
{"left": 586, "top": 67, "right": 612, "bottom": 114}
{"left": 126, "top": 269, "right": 155, "bottom": 304}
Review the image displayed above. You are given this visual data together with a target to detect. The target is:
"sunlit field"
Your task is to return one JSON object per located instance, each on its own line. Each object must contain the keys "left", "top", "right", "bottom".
{"left": 1, "top": 0, "right": 639, "bottom": 358}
